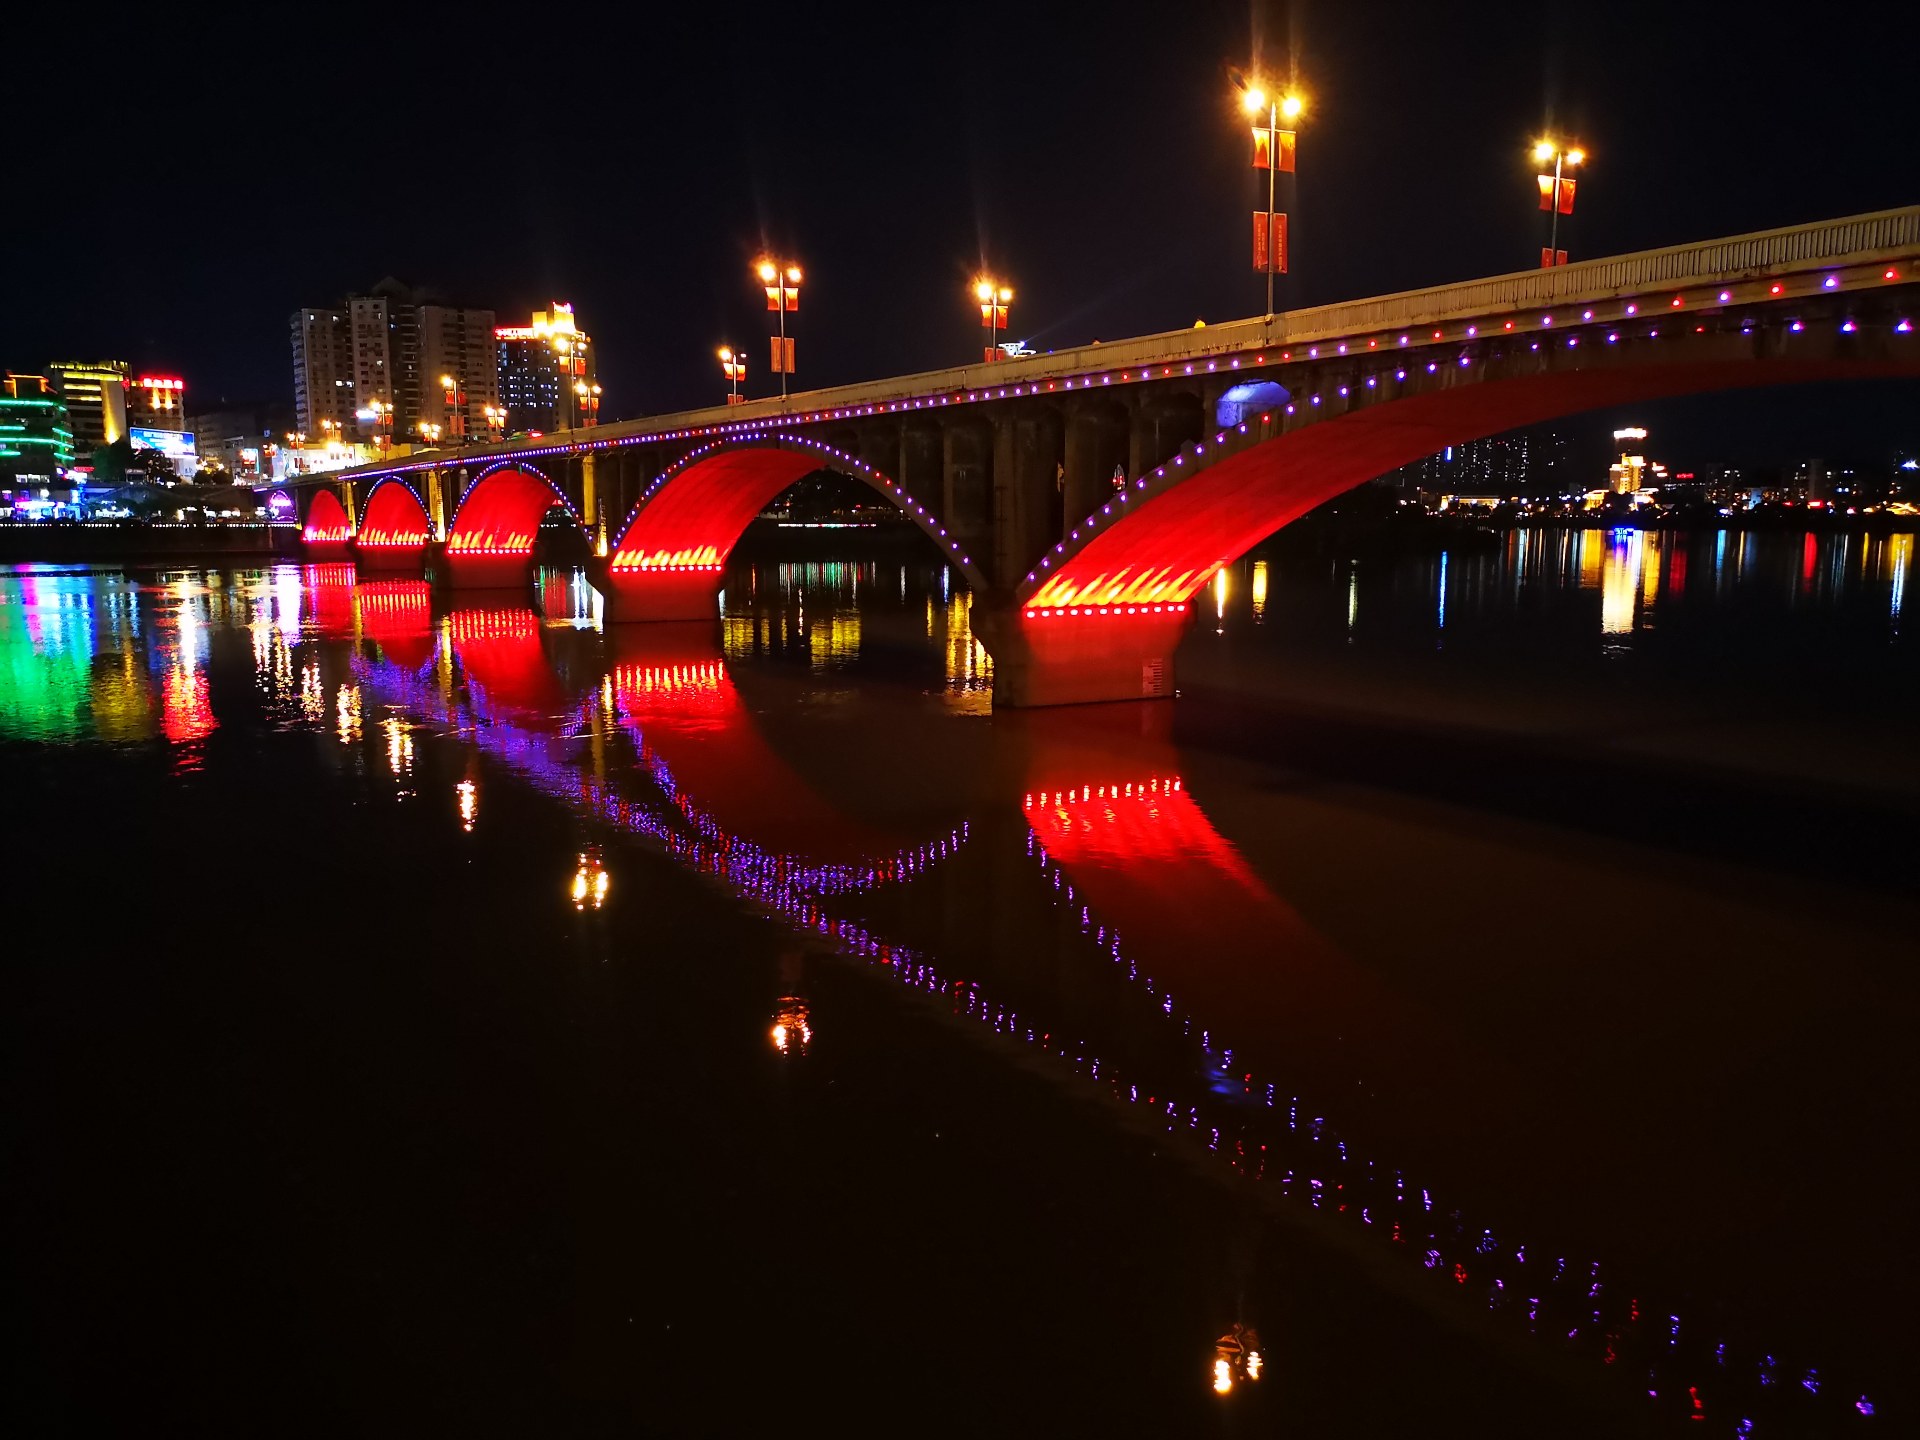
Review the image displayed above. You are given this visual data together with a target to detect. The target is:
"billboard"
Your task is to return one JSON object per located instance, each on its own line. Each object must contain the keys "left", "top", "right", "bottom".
{"left": 130, "top": 427, "right": 198, "bottom": 460}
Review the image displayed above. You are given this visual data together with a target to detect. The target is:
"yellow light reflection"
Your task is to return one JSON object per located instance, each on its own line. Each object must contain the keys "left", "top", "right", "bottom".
{"left": 1251, "top": 560, "right": 1268, "bottom": 622}
{"left": 335, "top": 683, "right": 361, "bottom": 742}
{"left": 771, "top": 996, "right": 812, "bottom": 1055}
{"left": 456, "top": 779, "right": 477, "bottom": 831}
{"left": 570, "top": 849, "right": 609, "bottom": 910}
{"left": 1601, "top": 531, "right": 1642, "bottom": 636}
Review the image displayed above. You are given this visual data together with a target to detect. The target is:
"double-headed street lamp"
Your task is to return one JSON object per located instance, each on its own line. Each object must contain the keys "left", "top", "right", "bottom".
{"left": 1238, "top": 79, "right": 1304, "bottom": 317}
{"left": 756, "top": 257, "right": 802, "bottom": 400}
{"left": 440, "top": 374, "right": 467, "bottom": 444}
{"left": 482, "top": 404, "right": 507, "bottom": 442}
{"left": 416, "top": 420, "right": 443, "bottom": 449}
{"left": 573, "top": 380, "right": 602, "bottom": 427}
{"left": 974, "top": 277, "right": 1013, "bottom": 362}
{"left": 718, "top": 344, "right": 747, "bottom": 404}
{"left": 1533, "top": 138, "right": 1586, "bottom": 268}
{"left": 368, "top": 397, "right": 393, "bottom": 458}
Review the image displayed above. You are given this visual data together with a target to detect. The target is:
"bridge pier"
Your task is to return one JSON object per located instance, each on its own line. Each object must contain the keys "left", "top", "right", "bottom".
{"left": 976, "top": 606, "right": 1191, "bottom": 707}
{"left": 602, "top": 569, "right": 723, "bottom": 623}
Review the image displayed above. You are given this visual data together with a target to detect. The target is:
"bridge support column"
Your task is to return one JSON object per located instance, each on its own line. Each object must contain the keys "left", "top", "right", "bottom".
{"left": 602, "top": 570, "right": 723, "bottom": 624}
{"left": 992, "top": 410, "right": 1060, "bottom": 589}
{"left": 976, "top": 607, "right": 1191, "bottom": 707}
{"left": 426, "top": 467, "right": 448, "bottom": 541}
{"left": 941, "top": 420, "right": 992, "bottom": 557}
{"left": 581, "top": 451, "right": 607, "bottom": 555}
{"left": 340, "top": 480, "right": 359, "bottom": 538}
{"left": 1063, "top": 402, "right": 1127, "bottom": 539}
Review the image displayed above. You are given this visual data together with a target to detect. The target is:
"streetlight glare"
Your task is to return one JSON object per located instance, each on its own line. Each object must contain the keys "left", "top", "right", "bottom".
{"left": 1241, "top": 86, "right": 1267, "bottom": 115}
{"left": 1566, "top": 147, "right": 1586, "bottom": 166}
{"left": 718, "top": 345, "right": 733, "bottom": 361}
{"left": 1534, "top": 139, "right": 1557, "bottom": 162}
{"left": 1279, "top": 93, "right": 1303, "bottom": 121}
{"left": 756, "top": 259, "right": 778, "bottom": 283}
{"left": 785, "top": 265, "right": 802, "bottom": 283}
{"left": 998, "top": 286, "right": 1013, "bottom": 302}
{"left": 975, "top": 279, "right": 993, "bottom": 302}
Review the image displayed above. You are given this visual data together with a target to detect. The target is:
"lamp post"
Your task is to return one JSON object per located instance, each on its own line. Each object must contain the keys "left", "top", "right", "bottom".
{"left": 440, "top": 373, "right": 467, "bottom": 444}
{"left": 574, "top": 381, "right": 602, "bottom": 427}
{"left": 719, "top": 345, "right": 747, "bottom": 404}
{"left": 974, "top": 277, "right": 1013, "bottom": 362}
{"left": 756, "top": 257, "right": 802, "bottom": 401}
{"left": 368, "top": 397, "right": 393, "bottom": 459}
{"left": 416, "top": 421, "right": 442, "bottom": 450}
{"left": 482, "top": 404, "right": 506, "bottom": 442}
{"left": 1237, "top": 81, "right": 1303, "bottom": 318}
{"left": 1532, "top": 139, "right": 1585, "bottom": 268}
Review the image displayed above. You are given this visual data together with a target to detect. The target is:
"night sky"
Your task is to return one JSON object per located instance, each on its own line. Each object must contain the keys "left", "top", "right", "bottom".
{"left": 9, "top": 0, "right": 1917, "bottom": 470}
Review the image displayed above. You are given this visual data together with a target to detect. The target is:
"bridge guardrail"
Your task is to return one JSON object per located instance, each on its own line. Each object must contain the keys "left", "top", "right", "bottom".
{"left": 322, "top": 205, "right": 1919, "bottom": 482}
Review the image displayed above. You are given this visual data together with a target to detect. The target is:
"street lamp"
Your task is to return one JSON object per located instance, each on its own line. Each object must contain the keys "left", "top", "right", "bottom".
{"left": 1238, "top": 79, "right": 1304, "bottom": 317}
{"left": 440, "top": 373, "right": 467, "bottom": 444}
{"left": 756, "top": 257, "right": 802, "bottom": 400}
{"left": 1532, "top": 139, "right": 1585, "bottom": 268}
{"left": 974, "top": 277, "right": 1013, "bottom": 362}
{"left": 573, "top": 380, "right": 602, "bottom": 427}
{"left": 719, "top": 344, "right": 747, "bottom": 404}
{"left": 482, "top": 404, "right": 506, "bottom": 441}
{"left": 368, "top": 397, "right": 393, "bottom": 458}
{"left": 416, "top": 421, "right": 443, "bottom": 449}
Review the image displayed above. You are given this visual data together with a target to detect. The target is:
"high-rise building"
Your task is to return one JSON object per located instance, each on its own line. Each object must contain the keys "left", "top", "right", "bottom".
{"left": 497, "top": 303, "right": 595, "bottom": 434}
{"left": 290, "top": 308, "right": 356, "bottom": 440}
{"left": 129, "top": 375, "right": 188, "bottom": 432}
{"left": 0, "top": 373, "right": 75, "bottom": 481}
{"left": 420, "top": 304, "right": 499, "bottom": 444}
{"left": 48, "top": 360, "right": 128, "bottom": 458}
{"left": 294, "top": 279, "right": 496, "bottom": 449}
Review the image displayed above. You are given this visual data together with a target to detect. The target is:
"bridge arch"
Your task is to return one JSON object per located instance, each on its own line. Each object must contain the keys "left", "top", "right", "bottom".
{"left": 301, "top": 488, "right": 351, "bottom": 548}
{"left": 603, "top": 433, "right": 991, "bottom": 620}
{"left": 447, "top": 462, "right": 584, "bottom": 555}
{"left": 1018, "top": 324, "right": 1920, "bottom": 614}
{"left": 357, "top": 478, "right": 433, "bottom": 554}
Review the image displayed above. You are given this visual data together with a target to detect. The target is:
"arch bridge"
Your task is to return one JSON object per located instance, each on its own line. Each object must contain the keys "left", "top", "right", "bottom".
{"left": 291, "top": 205, "right": 1920, "bottom": 704}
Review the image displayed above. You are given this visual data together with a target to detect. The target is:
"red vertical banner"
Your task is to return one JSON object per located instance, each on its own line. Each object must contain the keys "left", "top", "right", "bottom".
{"left": 784, "top": 288, "right": 799, "bottom": 312}
{"left": 1537, "top": 175, "right": 1556, "bottom": 211}
{"left": 1252, "top": 211, "right": 1270, "bottom": 272}
{"left": 1276, "top": 129, "right": 1296, "bottom": 173}
{"left": 764, "top": 285, "right": 782, "bottom": 311}
{"left": 782, "top": 336, "right": 796, "bottom": 372}
{"left": 984, "top": 345, "right": 999, "bottom": 363}
{"left": 1556, "top": 177, "right": 1577, "bottom": 215}
{"left": 1541, "top": 247, "right": 1555, "bottom": 269}
{"left": 1251, "top": 128, "right": 1271, "bottom": 170}
{"left": 1273, "top": 211, "right": 1289, "bottom": 274}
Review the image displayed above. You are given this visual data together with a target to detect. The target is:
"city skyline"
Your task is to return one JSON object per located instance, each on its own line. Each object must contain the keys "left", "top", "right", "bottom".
{"left": 6, "top": 0, "right": 1917, "bottom": 466}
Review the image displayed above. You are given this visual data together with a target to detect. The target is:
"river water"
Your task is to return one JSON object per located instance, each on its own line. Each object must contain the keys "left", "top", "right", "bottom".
{"left": 4, "top": 527, "right": 1914, "bottom": 1436}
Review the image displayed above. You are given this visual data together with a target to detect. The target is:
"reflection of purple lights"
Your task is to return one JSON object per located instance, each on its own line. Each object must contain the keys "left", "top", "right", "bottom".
{"left": 339, "top": 643, "right": 1882, "bottom": 1434}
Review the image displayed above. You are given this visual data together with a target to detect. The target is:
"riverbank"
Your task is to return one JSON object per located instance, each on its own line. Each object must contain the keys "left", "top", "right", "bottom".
{"left": 0, "top": 522, "right": 300, "bottom": 564}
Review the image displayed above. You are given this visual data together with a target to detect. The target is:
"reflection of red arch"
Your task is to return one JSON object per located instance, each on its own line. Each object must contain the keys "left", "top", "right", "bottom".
{"left": 447, "top": 465, "right": 579, "bottom": 556}
{"left": 1023, "top": 352, "right": 1920, "bottom": 610}
{"left": 604, "top": 436, "right": 990, "bottom": 620}
{"left": 302, "top": 490, "right": 351, "bottom": 549}
{"left": 358, "top": 480, "right": 432, "bottom": 551}
{"left": 606, "top": 627, "right": 906, "bottom": 860}
{"left": 303, "top": 563, "right": 359, "bottom": 638}
{"left": 358, "top": 580, "right": 434, "bottom": 670}
{"left": 448, "top": 607, "right": 566, "bottom": 720}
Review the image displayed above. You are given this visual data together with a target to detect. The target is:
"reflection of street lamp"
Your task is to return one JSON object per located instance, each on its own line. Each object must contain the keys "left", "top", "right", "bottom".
{"left": 718, "top": 344, "right": 747, "bottom": 404}
{"left": 1236, "top": 79, "right": 1304, "bottom": 317}
{"left": 756, "top": 257, "right": 802, "bottom": 401}
{"left": 1532, "top": 138, "right": 1585, "bottom": 268}
{"left": 974, "top": 276, "right": 1013, "bottom": 362}
{"left": 570, "top": 849, "right": 608, "bottom": 911}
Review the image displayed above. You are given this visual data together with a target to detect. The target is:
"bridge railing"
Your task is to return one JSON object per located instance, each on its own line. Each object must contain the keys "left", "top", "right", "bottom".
{"left": 324, "top": 206, "right": 1920, "bottom": 482}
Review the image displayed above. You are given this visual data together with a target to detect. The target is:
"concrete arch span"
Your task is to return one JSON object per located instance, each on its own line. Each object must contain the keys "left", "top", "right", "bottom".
{"left": 602, "top": 435, "right": 991, "bottom": 621}
{"left": 357, "top": 479, "right": 433, "bottom": 558}
{"left": 445, "top": 464, "right": 587, "bottom": 585}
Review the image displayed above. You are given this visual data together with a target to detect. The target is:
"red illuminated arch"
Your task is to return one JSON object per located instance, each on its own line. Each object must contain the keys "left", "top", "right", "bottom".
{"left": 446, "top": 464, "right": 583, "bottom": 558}
{"left": 1021, "top": 351, "right": 1920, "bottom": 612}
{"left": 605, "top": 436, "right": 989, "bottom": 618}
{"left": 357, "top": 479, "right": 432, "bottom": 551}
{"left": 302, "top": 489, "right": 351, "bottom": 549}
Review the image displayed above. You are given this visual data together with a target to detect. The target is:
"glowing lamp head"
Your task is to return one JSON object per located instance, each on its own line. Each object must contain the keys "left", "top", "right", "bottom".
{"left": 1533, "top": 139, "right": 1557, "bottom": 162}
{"left": 999, "top": 286, "right": 1013, "bottom": 303}
{"left": 1279, "top": 93, "right": 1303, "bottom": 121}
{"left": 718, "top": 345, "right": 734, "bottom": 361}
{"left": 440, "top": 374, "right": 455, "bottom": 389}
{"left": 975, "top": 279, "right": 994, "bottom": 302}
{"left": 785, "top": 265, "right": 802, "bottom": 284}
{"left": 1565, "top": 147, "right": 1586, "bottom": 166}
{"left": 1240, "top": 85, "right": 1267, "bottom": 116}
{"left": 756, "top": 259, "right": 777, "bottom": 283}
{"left": 1212, "top": 1359, "right": 1234, "bottom": 1395}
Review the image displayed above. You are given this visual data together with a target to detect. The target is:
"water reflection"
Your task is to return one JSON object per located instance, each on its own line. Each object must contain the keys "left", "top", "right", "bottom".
{"left": 1, "top": 551, "right": 1911, "bottom": 1435}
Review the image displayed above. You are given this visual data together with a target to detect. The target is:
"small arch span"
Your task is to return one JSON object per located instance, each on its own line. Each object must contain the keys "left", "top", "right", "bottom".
{"left": 358, "top": 479, "right": 433, "bottom": 550}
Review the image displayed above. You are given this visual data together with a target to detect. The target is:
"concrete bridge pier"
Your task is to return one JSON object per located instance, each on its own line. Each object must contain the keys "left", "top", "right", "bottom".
{"left": 974, "top": 605, "right": 1192, "bottom": 707}
{"left": 600, "top": 569, "right": 725, "bottom": 623}
{"left": 992, "top": 408, "right": 1061, "bottom": 588}
{"left": 1063, "top": 400, "right": 1129, "bottom": 540}
{"left": 942, "top": 420, "right": 993, "bottom": 561}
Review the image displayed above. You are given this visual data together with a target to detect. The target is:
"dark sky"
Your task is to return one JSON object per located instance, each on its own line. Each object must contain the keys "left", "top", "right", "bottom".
{"left": 8, "top": 0, "right": 1916, "bottom": 469}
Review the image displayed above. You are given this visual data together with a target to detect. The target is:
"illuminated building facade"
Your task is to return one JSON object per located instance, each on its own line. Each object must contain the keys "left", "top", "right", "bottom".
{"left": 0, "top": 373, "right": 76, "bottom": 481}
{"left": 420, "top": 304, "right": 500, "bottom": 443}
{"left": 129, "top": 375, "right": 187, "bottom": 433}
{"left": 497, "top": 303, "right": 595, "bottom": 434}
{"left": 47, "top": 360, "right": 128, "bottom": 458}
